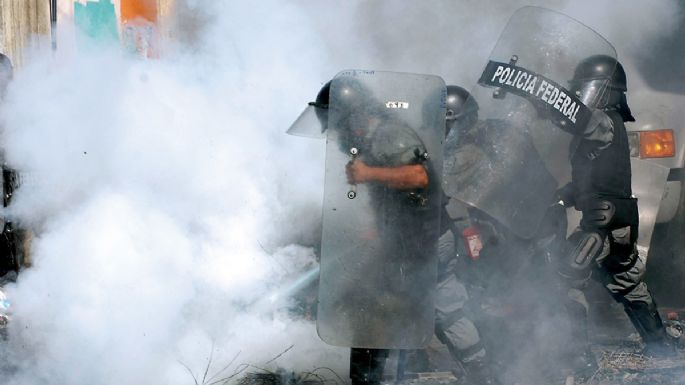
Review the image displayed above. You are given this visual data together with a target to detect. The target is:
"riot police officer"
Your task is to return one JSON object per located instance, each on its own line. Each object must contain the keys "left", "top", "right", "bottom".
{"left": 557, "top": 55, "right": 672, "bottom": 362}
{"left": 307, "top": 78, "right": 441, "bottom": 385}
{"left": 430, "top": 85, "right": 501, "bottom": 385}
{"left": 441, "top": 85, "right": 573, "bottom": 384}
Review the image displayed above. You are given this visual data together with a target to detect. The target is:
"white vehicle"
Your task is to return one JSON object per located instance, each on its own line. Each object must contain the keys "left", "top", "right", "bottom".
{"left": 625, "top": 87, "right": 685, "bottom": 225}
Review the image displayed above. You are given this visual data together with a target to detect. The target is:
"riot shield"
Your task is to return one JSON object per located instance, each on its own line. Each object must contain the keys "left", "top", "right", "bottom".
{"left": 443, "top": 6, "right": 617, "bottom": 239}
{"left": 317, "top": 70, "right": 445, "bottom": 348}
{"left": 286, "top": 103, "right": 326, "bottom": 139}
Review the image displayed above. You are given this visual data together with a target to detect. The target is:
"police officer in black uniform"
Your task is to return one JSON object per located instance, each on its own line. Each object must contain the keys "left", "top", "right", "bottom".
{"left": 556, "top": 55, "right": 672, "bottom": 366}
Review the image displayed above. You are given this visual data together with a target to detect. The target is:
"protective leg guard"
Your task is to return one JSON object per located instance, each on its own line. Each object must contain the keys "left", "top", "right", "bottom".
{"left": 563, "top": 298, "right": 598, "bottom": 378}
{"left": 623, "top": 301, "right": 675, "bottom": 357}
{"left": 624, "top": 301, "right": 665, "bottom": 343}
{"left": 349, "top": 348, "right": 389, "bottom": 385}
{"left": 565, "top": 297, "right": 590, "bottom": 349}
{"left": 460, "top": 359, "right": 501, "bottom": 385}
{"left": 557, "top": 230, "right": 604, "bottom": 282}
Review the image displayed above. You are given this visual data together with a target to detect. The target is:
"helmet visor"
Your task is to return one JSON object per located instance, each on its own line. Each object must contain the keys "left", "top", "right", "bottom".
{"left": 569, "top": 78, "right": 610, "bottom": 109}
{"left": 286, "top": 104, "right": 326, "bottom": 139}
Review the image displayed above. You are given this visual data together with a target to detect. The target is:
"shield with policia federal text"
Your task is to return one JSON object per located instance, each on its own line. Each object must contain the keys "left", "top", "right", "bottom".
{"left": 316, "top": 70, "right": 445, "bottom": 348}
{"left": 443, "top": 6, "right": 618, "bottom": 239}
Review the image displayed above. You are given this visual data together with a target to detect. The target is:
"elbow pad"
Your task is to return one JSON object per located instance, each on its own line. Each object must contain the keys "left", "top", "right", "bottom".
{"left": 581, "top": 198, "right": 638, "bottom": 230}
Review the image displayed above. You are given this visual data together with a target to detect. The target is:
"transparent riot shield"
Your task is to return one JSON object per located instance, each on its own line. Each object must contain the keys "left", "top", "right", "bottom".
{"left": 286, "top": 104, "right": 326, "bottom": 139}
{"left": 317, "top": 70, "right": 445, "bottom": 348}
{"left": 631, "top": 159, "right": 669, "bottom": 257}
{"left": 443, "top": 6, "right": 617, "bottom": 239}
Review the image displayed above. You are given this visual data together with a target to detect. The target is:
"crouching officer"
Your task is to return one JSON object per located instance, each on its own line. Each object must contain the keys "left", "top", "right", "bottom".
{"left": 430, "top": 85, "right": 500, "bottom": 385}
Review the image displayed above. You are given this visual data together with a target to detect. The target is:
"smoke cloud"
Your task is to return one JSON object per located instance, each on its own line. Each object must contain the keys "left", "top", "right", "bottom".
{"left": 0, "top": 1, "right": 681, "bottom": 384}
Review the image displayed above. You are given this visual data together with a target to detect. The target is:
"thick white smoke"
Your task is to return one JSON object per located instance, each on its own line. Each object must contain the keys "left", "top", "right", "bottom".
{"left": 0, "top": 1, "right": 346, "bottom": 384}
{"left": 0, "top": 1, "right": 681, "bottom": 384}
{"left": 302, "top": 0, "right": 681, "bottom": 90}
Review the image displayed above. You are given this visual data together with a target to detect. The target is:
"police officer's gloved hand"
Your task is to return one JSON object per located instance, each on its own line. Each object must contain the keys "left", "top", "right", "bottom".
{"left": 556, "top": 182, "right": 575, "bottom": 208}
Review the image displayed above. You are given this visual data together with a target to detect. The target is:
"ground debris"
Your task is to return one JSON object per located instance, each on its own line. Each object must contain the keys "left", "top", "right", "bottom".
{"left": 585, "top": 347, "right": 685, "bottom": 385}
{"left": 395, "top": 371, "right": 459, "bottom": 385}
{"left": 598, "top": 350, "right": 649, "bottom": 371}
{"left": 238, "top": 372, "right": 285, "bottom": 385}
{"left": 237, "top": 368, "right": 343, "bottom": 385}
{"left": 597, "top": 348, "right": 685, "bottom": 372}
{"left": 393, "top": 347, "right": 685, "bottom": 385}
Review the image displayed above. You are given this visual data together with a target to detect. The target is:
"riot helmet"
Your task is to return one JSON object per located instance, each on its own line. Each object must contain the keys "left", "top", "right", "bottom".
{"left": 287, "top": 76, "right": 377, "bottom": 139}
{"left": 569, "top": 55, "right": 634, "bottom": 122}
{"left": 328, "top": 77, "right": 381, "bottom": 153}
{"left": 445, "top": 85, "right": 479, "bottom": 137}
{"left": 0, "top": 53, "right": 13, "bottom": 99}
{"left": 286, "top": 81, "right": 331, "bottom": 138}
{"left": 311, "top": 81, "right": 331, "bottom": 129}
{"left": 310, "top": 77, "right": 376, "bottom": 131}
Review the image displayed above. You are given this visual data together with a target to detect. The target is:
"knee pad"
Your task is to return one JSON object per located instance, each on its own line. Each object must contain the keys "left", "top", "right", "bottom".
{"left": 558, "top": 231, "right": 604, "bottom": 280}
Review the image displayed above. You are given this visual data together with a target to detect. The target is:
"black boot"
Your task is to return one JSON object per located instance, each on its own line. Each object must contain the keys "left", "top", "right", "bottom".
{"left": 350, "top": 348, "right": 389, "bottom": 385}
{"left": 623, "top": 301, "right": 676, "bottom": 357}
{"left": 564, "top": 298, "right": 598, "bottom": 378}
{"left": 459, "top": 359, "right": 501, "bottom": 385}
{"left": 567, "top": 347, "right": 598, "bottom": 381}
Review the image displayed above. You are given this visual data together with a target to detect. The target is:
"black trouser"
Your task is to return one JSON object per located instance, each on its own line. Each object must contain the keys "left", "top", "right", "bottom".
{"left": 349, "top": 348, "right": 389, "bottom": 385}
{"left": 560, "top": 226, "right": 665, "bottom": 350}
{"left": 0, "top": 223, "right": 19, "bottom": 279}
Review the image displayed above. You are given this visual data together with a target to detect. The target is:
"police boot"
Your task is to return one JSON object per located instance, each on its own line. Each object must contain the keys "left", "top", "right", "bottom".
{"left": 624, "top": 301, "right": 676, "bottom": 357}
{"left": 458, "top": 360, "right": 501, "bottom": 385}
{"left": 404, "top": 349, "right": 430, "bottom": 373}
{"left": 564, "top": 299, "right": 598, "bottom": 379}
{"left": 349, "top": 348, "right": 388, "bottom": 385}
{"left": 566, "top": 347, "right": 598, "bottom": 381}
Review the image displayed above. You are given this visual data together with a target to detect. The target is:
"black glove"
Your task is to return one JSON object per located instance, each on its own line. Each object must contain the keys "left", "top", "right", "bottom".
{"left": 556, "top": 183, "right": 576, "bottom": 208}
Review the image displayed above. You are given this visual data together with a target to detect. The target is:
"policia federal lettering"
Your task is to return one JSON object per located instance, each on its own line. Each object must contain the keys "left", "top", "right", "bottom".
{"left": 479, "top": 61, "right": 592, "bottom": 133}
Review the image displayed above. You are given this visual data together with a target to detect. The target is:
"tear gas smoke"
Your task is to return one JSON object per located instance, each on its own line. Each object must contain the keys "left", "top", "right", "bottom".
{"left": 0, "top": 1, "right": 344, "bottom": 384}
{"left": 0, "top": 1, "right": 681, "bottom": 384}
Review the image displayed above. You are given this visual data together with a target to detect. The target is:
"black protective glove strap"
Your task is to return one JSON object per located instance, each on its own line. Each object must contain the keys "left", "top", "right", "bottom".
{"left": 537, "top": 202, "right": 568, "bottom": 240}
{"left": 556, "top": 183, "right": 575, "bottom": 208}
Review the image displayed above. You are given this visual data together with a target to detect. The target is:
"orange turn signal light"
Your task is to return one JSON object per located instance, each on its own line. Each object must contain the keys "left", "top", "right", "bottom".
{"left": 640, "top": 129, "right": 675, "bottom": 158}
